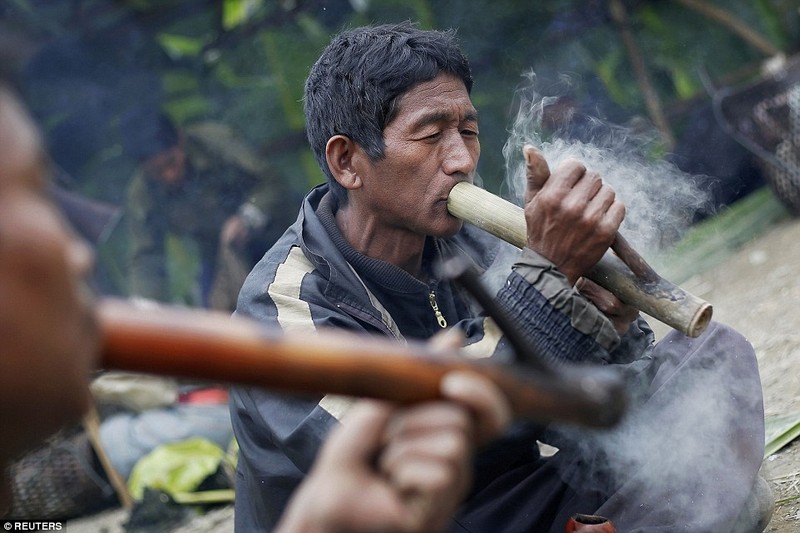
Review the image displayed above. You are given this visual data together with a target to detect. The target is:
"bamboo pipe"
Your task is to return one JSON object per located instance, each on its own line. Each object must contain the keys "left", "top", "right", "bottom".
{"left": 447, "top": 182, "right": 713, "bottom": 337}
{"left": 98, "top": 299, "right": 626, "bottom": 428}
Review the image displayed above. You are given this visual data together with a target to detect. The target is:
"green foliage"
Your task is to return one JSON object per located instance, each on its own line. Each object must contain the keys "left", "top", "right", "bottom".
{"left": 157, "top": 32, "right": 207, "bottom": 58}
{"left": 259, "top": 30, "right": 309, "bottom": 130}
{"left": 223, "top": 0, "right": 265, "bottom": 30}
{"left": 10, "top": 0, "right": 795, "bottom": 198}
{"left": 594, "top": 48, "right": 631, "bottom": 107}
{"left": 765, "top": 413, "right": 800, "bottom": 458}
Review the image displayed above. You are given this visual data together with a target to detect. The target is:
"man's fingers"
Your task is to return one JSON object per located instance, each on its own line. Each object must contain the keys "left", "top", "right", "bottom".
{"left": 440, "top": 371, "right": 512, "bottom": 445}
{"left": 379, "top": 429, "right": 473, "bottom": 532}
{"left": 428, "top": 327, "right": 465, "bottom": 353}
{"left": 571, "top": 169, "right": 603, "bottom": 201}
{"left": 386, "top": 454, "right": 470, "bottom": 500}
{"left": 375, "top": 402, "right": 475, "bottom": 531}
{"left": 378, "top": 426, "right": 470, "bottom": 481}
{"left": 322, "top": 400, "right": 394, "bottom": 464}
{"left": 523, "top": 144, "right": 550, "bottom": 200}
{"left": 575, "top": 277, "right": 639, "bottom": 335}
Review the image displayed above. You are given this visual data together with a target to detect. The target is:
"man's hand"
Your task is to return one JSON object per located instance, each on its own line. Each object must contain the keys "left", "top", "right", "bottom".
{"left": 576, "top": 277, "right": 639, "bottom": 336}
{"left": 219, "top": 214, "right": 250, "bottom": 249}
{"left": 274, "top": 372, "right": 511, "bottom": 533}
{"left": 522, "top": 145, "right": 625, "bottom": 285}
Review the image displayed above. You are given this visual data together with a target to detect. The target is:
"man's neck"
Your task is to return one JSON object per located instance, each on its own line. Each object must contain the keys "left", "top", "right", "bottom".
{"left": 335, "top": 203, "right": 426, "bottom": 278}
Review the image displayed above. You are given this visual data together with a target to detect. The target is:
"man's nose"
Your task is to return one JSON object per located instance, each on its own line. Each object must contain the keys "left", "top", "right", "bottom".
{"left": 442, "top": 134, "right": 477, "bottom": 176}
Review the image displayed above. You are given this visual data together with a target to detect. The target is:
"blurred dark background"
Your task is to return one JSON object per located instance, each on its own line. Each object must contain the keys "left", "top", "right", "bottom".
{"left": 2, "top": 0, "right": 797, "bottom": 303}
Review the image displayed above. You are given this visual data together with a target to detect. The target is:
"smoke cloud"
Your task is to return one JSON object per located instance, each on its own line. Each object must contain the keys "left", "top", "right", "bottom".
{"left": 501, "top": 72, "right": 710, "bottom": 260}
{"left": 548, "top": 325, "right": 764, "bottom": 530}
{"left": 487, "top": 74, "right": 764, "bottom": 530}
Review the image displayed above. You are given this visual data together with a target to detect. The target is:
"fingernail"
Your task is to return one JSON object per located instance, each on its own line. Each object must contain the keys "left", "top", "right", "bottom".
{"left": 441, "top": 372, "right": 512, "bottom": 431}
{"left": 523, "top": 144, "right": 534, "bottom": 164}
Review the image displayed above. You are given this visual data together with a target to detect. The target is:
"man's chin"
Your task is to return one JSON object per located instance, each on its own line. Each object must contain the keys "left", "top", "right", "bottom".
{"left": 430, "top": 217, "right": 463, "bottom": 238}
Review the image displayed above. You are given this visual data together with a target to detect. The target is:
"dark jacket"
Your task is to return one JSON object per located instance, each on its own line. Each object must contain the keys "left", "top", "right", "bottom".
{"left": 229, "top": 183, "right": 645, "bottom": 531}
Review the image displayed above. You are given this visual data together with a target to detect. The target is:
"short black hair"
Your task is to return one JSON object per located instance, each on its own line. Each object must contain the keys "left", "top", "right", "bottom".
{"left": 304, "top": 21, "right": 473, "bottom": 204}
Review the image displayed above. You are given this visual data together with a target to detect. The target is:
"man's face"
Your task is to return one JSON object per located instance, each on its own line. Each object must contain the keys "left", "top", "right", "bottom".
{"left": 0, "top": 86, "right": 98, "bottom": 457}
{"left": 353, "top": 73, "right": 480, "bottom": 238}
{"left": 144, "top": 144, "right": 186, "bottom": 185}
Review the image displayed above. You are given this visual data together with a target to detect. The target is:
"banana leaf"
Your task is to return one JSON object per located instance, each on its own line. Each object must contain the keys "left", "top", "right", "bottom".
{"left": 764, "top": 413, "right": 800, "bottom": 458}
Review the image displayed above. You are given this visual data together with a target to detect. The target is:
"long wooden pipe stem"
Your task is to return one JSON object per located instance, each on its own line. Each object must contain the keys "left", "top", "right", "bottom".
{"left": 98, "top": 299, "right": 627, "bottom": 429}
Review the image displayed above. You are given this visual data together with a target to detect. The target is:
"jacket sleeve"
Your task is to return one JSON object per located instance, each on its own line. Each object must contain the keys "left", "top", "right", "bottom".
{"left": 457, "top": 247, "right": 636, "bottom": 367}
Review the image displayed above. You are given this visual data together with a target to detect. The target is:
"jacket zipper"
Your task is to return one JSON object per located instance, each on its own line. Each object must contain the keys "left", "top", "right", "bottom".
{"left": 428, "top": 290, "right": 448, "bottom": 328}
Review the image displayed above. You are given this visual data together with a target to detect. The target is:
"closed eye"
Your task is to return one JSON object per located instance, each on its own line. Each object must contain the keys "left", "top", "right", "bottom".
{"left": 410, "top": 130, "right": 442, "bottom": 142}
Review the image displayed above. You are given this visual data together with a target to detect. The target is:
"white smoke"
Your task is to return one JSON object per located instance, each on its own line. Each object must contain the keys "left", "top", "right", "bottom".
{"left": 501, "top": 72, "right": 709, "bottom": 260}
{"left": 492, "top": 73, "right": 764, "bottom": 530}
{"left": 547, "top": 335, "right": 764, "bottom": 531}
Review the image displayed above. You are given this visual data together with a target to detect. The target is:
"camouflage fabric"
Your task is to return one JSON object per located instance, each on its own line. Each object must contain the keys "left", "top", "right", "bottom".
{"left": 125, "top": 121, "right": 293, "bottom": 305}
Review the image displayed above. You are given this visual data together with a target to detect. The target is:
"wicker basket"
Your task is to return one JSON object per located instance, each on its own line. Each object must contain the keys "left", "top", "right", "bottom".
{"left": 713, "top": 54, "right": 800, "bottom": 215}
{"left": 6, "top": 428, "right": 117, "bottom": 520}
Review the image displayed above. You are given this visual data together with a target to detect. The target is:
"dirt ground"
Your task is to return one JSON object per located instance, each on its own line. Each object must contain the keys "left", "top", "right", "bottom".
{"left": 660, "top": 215, "right": 800, "bottom": 532}
{"left": 68, "top": 213, "right": 800, "bottom": 532}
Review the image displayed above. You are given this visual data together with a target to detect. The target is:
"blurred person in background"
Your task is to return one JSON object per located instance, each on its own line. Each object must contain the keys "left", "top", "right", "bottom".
{"left": 123, "top": 112, "right": 297, "bottom": 310}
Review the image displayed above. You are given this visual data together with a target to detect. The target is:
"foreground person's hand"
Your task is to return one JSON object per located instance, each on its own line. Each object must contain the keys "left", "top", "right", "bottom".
{"left": 274, "top": 371, "right": 511, "bottom": 533}
{"left": 576, "top": 277, "right": 640, "bottom": 336}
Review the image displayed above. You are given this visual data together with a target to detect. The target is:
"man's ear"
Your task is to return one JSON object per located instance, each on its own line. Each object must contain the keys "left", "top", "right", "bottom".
{"left": 325, "top": 135, "right": 363, "bottom": 190}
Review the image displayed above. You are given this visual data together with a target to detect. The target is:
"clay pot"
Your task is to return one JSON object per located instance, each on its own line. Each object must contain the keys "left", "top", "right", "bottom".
{"left": 565, "top": 514, "right": 616, "bottom": 532}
